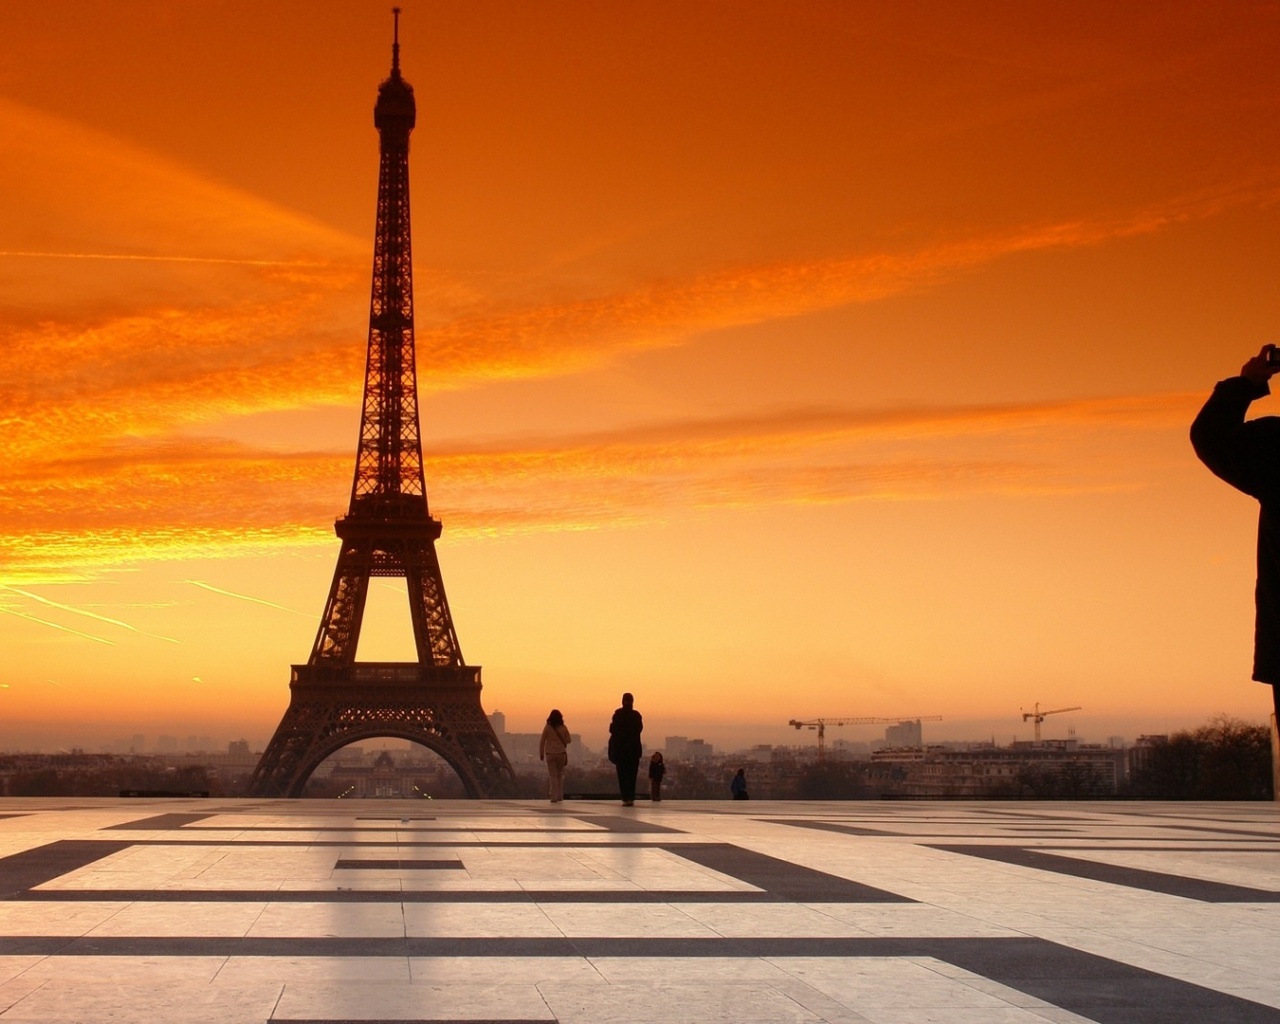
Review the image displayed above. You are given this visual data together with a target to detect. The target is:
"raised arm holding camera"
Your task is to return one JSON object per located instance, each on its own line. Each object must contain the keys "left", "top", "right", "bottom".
{"left": 1191, "top": 344, "right": 1280, "bottom": 729}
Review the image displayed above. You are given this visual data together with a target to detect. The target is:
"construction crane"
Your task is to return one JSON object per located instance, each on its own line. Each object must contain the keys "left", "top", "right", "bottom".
{"left": 788, "top": 716, "right": 942, "bottom": 761}
{"left": 1021, "top": 703, "right": 1082, "bottom": 742}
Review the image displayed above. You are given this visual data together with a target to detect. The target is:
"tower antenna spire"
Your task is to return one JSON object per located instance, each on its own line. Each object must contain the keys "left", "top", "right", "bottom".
{"left": 391, "top": 7, "right": 401, "bottom": 77}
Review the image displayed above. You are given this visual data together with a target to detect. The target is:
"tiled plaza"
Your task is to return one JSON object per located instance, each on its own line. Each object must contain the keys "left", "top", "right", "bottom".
{"left": 0, "top": 798, "right": 1277, "bottom": 1023}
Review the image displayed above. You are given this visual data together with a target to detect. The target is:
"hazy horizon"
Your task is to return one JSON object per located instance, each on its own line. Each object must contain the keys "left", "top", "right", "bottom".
{"left": 2, "top": 708, "right": 1254, "bottom": 759}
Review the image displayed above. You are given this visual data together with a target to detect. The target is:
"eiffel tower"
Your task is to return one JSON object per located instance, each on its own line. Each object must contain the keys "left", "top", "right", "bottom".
{"left": 249, "top": 11, "right": 516, "bottom": 798}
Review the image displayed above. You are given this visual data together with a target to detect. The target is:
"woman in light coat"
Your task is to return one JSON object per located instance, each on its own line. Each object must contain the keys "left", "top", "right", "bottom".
{"left": 539, "top": 709, "right": 572, "bottom": 803}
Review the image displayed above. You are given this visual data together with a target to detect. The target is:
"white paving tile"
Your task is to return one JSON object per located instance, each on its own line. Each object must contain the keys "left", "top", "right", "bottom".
{"left": 0, "top": 978, "right": 280, "bottom": 1023}
{"left": 403, "top": 901, "right": 562, "bottom": 937}
{"left": 538, "top": 901, "right": 721, "bottom": 938}
{"left": 410, "top": 954, "right": 603, "bottom": 984}
{"left": 247, "top": 900, "right": 406, "bottom": 938}
{"left": 217, "top": 954, "right": 412, "bottom": 983}
{"left": 540, "top": 980, "right": 822, "bottom": 1024}
{"left": 275, "top": 979, "right": 554, "bottom": 1020}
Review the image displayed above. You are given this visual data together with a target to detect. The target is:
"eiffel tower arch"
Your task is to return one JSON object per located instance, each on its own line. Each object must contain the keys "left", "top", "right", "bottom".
{"left": 249, "top": 12, "right": 516, "bottom": 798}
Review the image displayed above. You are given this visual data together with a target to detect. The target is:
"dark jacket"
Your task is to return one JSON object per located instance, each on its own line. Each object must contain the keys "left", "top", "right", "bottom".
{"left": 1190, "top": 375, "right": 1280, "bottom": 683}
{"left": 607, "top": 706, "right": 643, "bottom": 764}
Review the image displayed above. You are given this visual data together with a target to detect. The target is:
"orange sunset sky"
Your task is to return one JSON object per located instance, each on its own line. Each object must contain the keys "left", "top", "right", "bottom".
{"left": 3, "top": 0, "right": 1280, "bottom": 755}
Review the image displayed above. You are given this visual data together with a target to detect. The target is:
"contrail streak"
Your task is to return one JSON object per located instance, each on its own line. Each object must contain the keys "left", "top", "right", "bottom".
{"left": 0, "top": 585, "right": 180, "bottom": 643}
{"left": 0, "top": 249, "right": 341, "bottom": 269}
{"left": 185, "top": 579, "right": 310, "bottom": 616}
{"left": 0, "top": 607, "right": 114, "bottom": 645}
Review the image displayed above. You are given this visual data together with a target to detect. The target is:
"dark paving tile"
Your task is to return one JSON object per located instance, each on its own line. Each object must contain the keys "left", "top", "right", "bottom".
{"left": 0, "top": 840, "right": 130, "bottom": 897}
{"left": 572, "top": 815, "right": 684, "bottom": 834}
{"left": 663, "top": 842, "right": 913, "bottom": 903}
{"left": 333, "top": 858, "right": 463, "bottom": 870}
{"left": 934, "top": 938, "right": 1280, "bottom": 1024}
{"left": 104, "top": 813, "right": 214, "bottom": 830}
{"left": 0, "top": 937, "right": 75, "bottom": 955}
{"left": 763, "top": 818, "right": 1108, "bottom": 839}
{"left": 932, "top": 844, "right": 1280, "bottom": 902}
{"left": 758, "top": 818, "right": 900, "bottom": 836}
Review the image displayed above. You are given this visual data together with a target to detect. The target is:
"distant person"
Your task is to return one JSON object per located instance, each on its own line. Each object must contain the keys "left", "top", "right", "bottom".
{"left": 538, "top": 709, "right": 572, "bottom": 804}
{"left": 730, "top": 767, "right": 749, "bottom": 800}
{"left": 648, "top": 751, "right": 666, "bottom": 802}
{"left": 607, "top": 692, "right": 643, "bottom": 806}
{"left": 1191, "top": 345, "right": 1280, "bottom": 734}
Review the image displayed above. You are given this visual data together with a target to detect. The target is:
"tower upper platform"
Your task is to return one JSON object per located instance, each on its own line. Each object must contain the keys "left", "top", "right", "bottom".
{"left": 375, "top": 10, "right": 415, "bottom": 133}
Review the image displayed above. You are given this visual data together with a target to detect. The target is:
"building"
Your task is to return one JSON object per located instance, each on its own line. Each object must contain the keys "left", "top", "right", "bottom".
{"left": 871, "top": 742, "right": 1127, "bottom": 798}
{"left": 884, "top": 720, "right": 923, "bottom": 748}
{"left": 325, "top": 750, "right": 431, "bottom": 798}
{"left": 665, "top": 737, "right": 714, "bottom": 761}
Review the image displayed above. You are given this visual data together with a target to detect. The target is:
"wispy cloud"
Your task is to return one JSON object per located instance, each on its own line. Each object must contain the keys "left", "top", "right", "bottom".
{"left": 0, "top": 606, "right": 114, "bottom": 645}
{"left": 0, "top": 583, "right": 179, "bottom": 640}
{"left": 0, "top": 249, "right": 337, "bottom": 268}
{"left": 0, "top": 392, "right": 1197, "bottom": 579}
{"left": 185, "top": 580, "right": 311, "bottom": 616}
{"left": 410, "top": 181, "right": 1280, "bottom": 386}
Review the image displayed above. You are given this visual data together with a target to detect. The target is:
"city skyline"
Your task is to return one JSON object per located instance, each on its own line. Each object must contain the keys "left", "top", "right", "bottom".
{"left": 4, "top": 2, "right": 1280, "bottom": 758}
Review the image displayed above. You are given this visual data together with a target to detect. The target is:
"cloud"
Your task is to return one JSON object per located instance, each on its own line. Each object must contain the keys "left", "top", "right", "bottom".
{"left": 4, "top": 88, "right": 1266, "bottom": 450}
{"left": 0, "top": 392, "right": 1197, "bottom": 579}
{"left": 0, "top": 97, "right": 375, "bottom": 463}
{"left": 410, "top": 180, "right": 1280, "bottom": 386}
{"left": 185, "top": 580, "right": 311, "bottom": 616}
{"left": 0, "top": 97, "right": 362, "bottom": 278}
{"left": 0, "top": 96, "right": 1251, "bottom": 581}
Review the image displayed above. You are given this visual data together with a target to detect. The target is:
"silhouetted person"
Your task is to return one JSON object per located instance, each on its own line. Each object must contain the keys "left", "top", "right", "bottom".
{"left": 607, "top": 692, "right": 643, "bottom": 806}
{"left": 730, "top": 767, "right": 749, "bottom": 800}
{"left": 648, "top": 751, "right": 665, "bottom": 802}
{"left": 1191, "top": 344, "right": 1280, "bottom": 734}
{"left": 539, "top": 708, "right": 572, "bottom": 803}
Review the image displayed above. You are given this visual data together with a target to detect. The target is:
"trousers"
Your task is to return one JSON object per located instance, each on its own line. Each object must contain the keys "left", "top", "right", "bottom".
{"left": 545, "top": 752, "right": 568, "bottom": 801}
{"left": 615, "top": 757, "right": 640, "bottom": 803}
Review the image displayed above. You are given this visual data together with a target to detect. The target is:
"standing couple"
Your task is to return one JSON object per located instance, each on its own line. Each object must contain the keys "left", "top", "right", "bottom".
{"left": 539, "top": 692, "right": 656, "bottom": 805}
{"left": 542, "top": 691, "right": 660, "bottom": 803}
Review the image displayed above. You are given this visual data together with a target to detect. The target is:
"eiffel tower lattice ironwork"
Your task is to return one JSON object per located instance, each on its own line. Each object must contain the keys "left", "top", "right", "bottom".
{"left": 249, "top": 12, "right": 516, "bottom": 798}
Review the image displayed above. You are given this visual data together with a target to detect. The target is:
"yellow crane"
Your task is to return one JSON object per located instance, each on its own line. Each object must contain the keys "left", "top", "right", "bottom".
{"left": 788, "top": 716, "right": 942, "bottom": 761}
{"left": 1021, "top": 703, "right": 1082, "bottom": 741}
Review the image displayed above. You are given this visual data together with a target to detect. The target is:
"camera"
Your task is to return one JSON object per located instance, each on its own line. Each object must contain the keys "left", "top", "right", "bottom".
{"left": 1268, "top": 346, "right": 1280, "bottom": 366}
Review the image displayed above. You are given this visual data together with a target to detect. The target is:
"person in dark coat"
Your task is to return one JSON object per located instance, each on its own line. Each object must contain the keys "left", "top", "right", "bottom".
{"left": 730, "top": 768, "right": 749, "bottom": 800}
{"left": 607, "top": 692, "right": 643, "bottom": 806}
{"left": 647, "top": 751, "right": 666, "bottom": 802}
{"left": 1191, "top": 344, "right": 1280, "bottom": 729}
